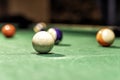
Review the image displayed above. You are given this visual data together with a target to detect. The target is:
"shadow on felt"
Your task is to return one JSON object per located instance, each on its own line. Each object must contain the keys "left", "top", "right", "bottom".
{"left": 55, "top": 43, "right": 71, "bottom": 47}
{"left": 99, "top": 45, "right": 120, "bottom": 49}
{"left": 107, "top": 45, "right": 120, "bottom": 49}
{"left": 32, "top": 52, "right": 65, "bottom": 57}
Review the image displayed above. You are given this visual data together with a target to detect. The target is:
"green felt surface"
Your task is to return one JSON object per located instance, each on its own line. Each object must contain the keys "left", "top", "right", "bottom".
{"left": 0, "top": 25, "right": 120, "bottom": 80}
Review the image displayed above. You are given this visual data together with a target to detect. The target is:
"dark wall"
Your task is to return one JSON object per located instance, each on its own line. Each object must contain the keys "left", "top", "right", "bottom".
{"left": 50, "top": 0, "right": 102, "bottom": 25}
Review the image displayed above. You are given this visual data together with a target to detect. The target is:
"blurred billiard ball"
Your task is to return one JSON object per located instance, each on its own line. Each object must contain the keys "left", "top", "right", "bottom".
{"left": 48, "top": 28, "right": 63, "bottom": 45}
{"left": 96, "top": 28, "right": 115, "bottom": 47}
{"left": 33, "top": 22, "right": 47, "bottom": 32}
{"left": 1, "top": 24, "right": 16, "bottom": 38}
{"left": 109, "top": 26, "right": 120, "bottom": 37}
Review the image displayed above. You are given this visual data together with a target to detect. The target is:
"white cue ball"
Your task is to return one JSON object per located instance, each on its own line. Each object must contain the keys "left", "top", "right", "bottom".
{"left": 32, "top": 31, "right": 54, "bottom": 53}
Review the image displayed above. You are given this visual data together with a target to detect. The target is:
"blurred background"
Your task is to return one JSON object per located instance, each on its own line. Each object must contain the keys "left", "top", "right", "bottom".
{"left": 0, "top": 0, "right": 119, "bottom": 28}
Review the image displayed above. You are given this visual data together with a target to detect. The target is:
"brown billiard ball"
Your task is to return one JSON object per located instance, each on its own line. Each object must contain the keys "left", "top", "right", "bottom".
{"left": 96, "top": 28, "right": 115, "bottom": 47}
{"left": 1, "top": 24, "right": 16, "bottom": 38}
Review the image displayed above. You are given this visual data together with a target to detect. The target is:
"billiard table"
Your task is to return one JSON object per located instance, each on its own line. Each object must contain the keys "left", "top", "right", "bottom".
{"left": 0, "top": 24, "right": 120, "bottom": 80}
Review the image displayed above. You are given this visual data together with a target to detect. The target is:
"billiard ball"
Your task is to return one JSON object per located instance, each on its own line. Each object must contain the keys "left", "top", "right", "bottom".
{"left": 1, "top": 24, "right": 16, "bottom": 38}
{"left": 96, "top": 28, "right": 115, "bottom": 47}
{"left": 33, "top": 22, "right": 47, "bottom": 32}
{"left": 109, "top": 26, "right": 120, "bottom": 37}
{"left": 48, "top": 28, "right": 63, "bottom": 44}
{"left": 32, "top": 31, "right": 54, "bottom": 53}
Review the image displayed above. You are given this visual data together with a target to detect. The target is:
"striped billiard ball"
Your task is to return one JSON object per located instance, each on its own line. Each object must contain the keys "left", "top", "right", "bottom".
{"left": 48, "top": 28, "right": 63, "bottom": 44}
{"left": 32, "top": 31, "right": 54, "bottom": 53}
{"left": 33, "top": 22, "right": 47, "bottom": 32}
{"left": 96, "top": 28, "right": 115, "bottom": 47}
